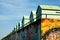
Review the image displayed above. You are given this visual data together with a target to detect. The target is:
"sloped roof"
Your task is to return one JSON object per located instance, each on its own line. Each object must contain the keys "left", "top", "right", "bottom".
{"left": 22, "top": 16, "right": 30, "bottom": 24}
{"left": 39, "top": 5, "right": 60, "bottom": 10}
{"left": 31, "top": 10, "right": 36, "bottom": 15}
{"left": 19, "top": 22, "right": 22, "bottom": 27}
{"left": 23, "top": 16, "right": 29, "bottom": 19}
{"left": 22, "top": 16, "right": 30, "bottom": 22}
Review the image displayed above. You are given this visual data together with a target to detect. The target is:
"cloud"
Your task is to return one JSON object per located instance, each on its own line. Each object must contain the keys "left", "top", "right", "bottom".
{"left": 0, "top": 0, "right": 38, "bottom": 9}
{"left": 0, "top": 14, "right": 22, "bottom": 21}
{"left": 0, "top": 0, "right": 38, "bottom": 15}
{"left": 0, "top": 2, "right": 15, "bottom": 8}
{"left": 0, "top": 0, "right": 28, "bottom": 8}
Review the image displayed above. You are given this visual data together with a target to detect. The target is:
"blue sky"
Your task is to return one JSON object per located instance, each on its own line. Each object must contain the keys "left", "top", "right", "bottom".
{"left": 0, "top": 0, "right": 60, "bottom": 39}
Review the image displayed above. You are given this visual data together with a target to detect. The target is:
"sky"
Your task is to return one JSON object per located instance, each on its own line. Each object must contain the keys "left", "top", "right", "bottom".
{"left": 0, "top": 0, "right": 60, "bottom": 39}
